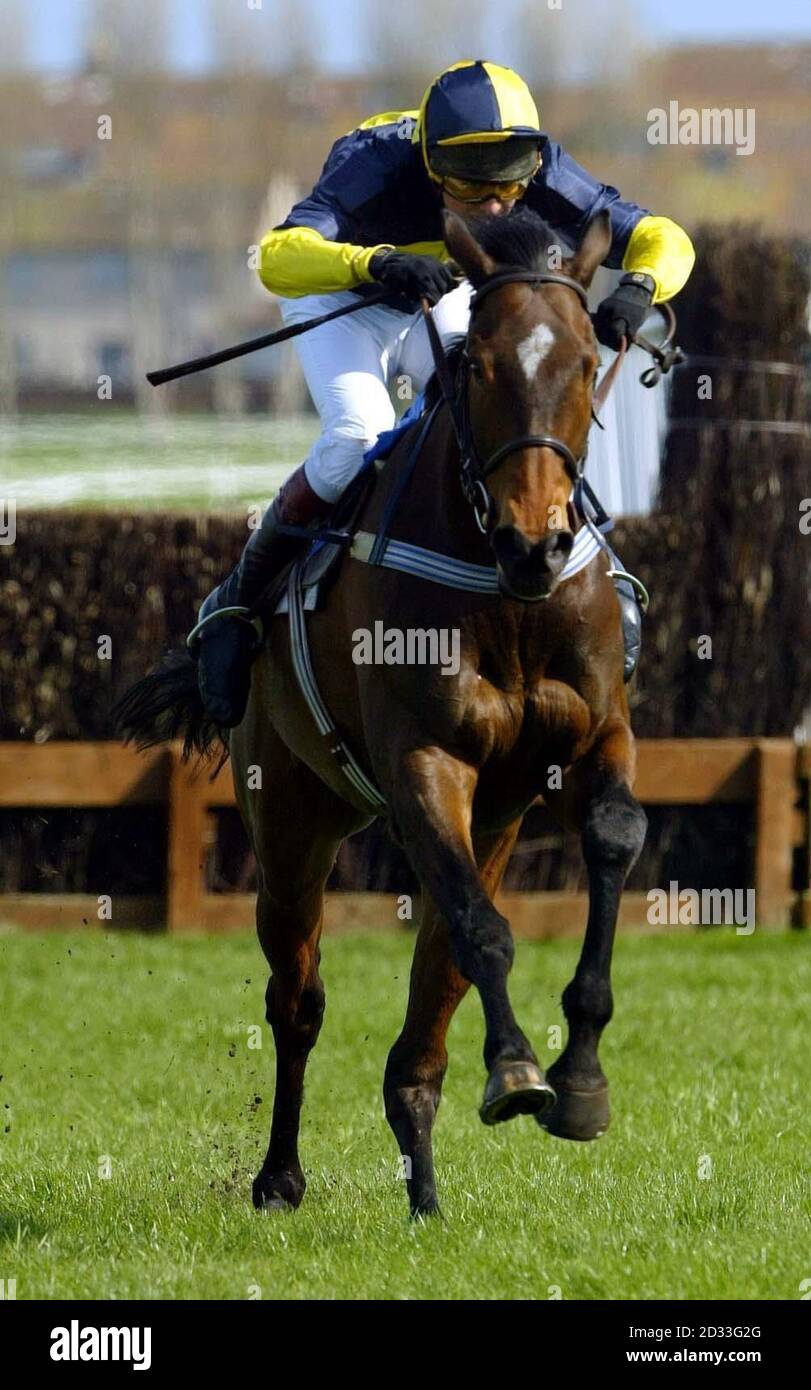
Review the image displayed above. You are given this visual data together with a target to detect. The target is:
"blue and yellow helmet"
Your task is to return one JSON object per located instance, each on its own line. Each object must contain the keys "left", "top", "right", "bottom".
{"left": 417, "top": 60, "right": 543, "bottom": 184}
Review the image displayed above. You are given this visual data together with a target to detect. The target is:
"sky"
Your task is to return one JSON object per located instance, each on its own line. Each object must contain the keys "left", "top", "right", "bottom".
{"left": 16, "top": 0, "right": 811, "bottom": 73}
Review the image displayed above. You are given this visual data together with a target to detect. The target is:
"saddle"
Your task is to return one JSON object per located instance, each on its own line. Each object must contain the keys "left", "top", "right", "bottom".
{"left": 268, "top": 407, "right": 427, "bottom": 618}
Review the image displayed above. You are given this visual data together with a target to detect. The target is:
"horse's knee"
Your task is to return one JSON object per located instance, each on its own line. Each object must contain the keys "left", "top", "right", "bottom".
{"left": 265, "top": 975, "right": 325, "bottom": 1053}
{"left": 583, "top": 786, "right": 647, "bottom": 872}
{"left": 297, "top": 980, "right": 326, "bottom": 1038}
{"left": 562, "top": 972, "right": 613, "bottom": 1029}
{"left": 383, "top": 1047, "right": 445, "bottom": 1133}
{"left": 384, "top": 1084, "right": 441, "bottom": 1147}
{"left": 448, "top": 903, "right": 514, "bottom": 982}
{"left": 385, "top": 1035, "right": 447, "bottom": 1097}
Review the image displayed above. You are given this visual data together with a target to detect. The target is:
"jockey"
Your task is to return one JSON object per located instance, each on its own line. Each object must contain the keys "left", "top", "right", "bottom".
{"left": 194, "top": 59, "right": 695, "bottom": 727}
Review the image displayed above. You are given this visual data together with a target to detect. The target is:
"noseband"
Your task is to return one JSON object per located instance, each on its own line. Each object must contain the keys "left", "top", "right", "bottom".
{"left": 422, "top": 269, "right": 608, "bottom": 534}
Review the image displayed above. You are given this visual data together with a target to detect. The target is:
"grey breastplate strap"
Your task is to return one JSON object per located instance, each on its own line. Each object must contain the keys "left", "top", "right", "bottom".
{"left": 286, "top": 560, "right": 387, "bottom": 814}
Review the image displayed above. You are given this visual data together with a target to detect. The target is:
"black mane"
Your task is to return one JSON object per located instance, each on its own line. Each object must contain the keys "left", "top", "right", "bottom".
{"left": 473, "top": 207, "right": 561, "bottom": 272}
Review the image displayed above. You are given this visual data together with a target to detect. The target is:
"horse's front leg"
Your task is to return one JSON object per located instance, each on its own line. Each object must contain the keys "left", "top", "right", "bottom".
{"left": 382, "top": 897, "right": 468, "bottom": 1218}
{"left": 384, "top": 822, "right": 521, "bottom": 1217}
{"left": 387, "top": 748, "right": 554, "bottom": 1126}
{"left": 541, "top": 720, "right": 647, "bottom": 1140}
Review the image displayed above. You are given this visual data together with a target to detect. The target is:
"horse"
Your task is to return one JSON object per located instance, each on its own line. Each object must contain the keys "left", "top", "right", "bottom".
{"left": 116, "top": 206, "right": 647, "bottom": 1218}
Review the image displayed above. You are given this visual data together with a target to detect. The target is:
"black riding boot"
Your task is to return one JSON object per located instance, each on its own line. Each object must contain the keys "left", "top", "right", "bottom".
{"left": 192, "top": 464, "right": 331, "bottom": 727}
{"left": 613, "top": 576, "right": 644, "bottom": 682}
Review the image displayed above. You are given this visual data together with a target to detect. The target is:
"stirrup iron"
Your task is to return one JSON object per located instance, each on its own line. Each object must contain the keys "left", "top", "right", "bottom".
{"left": 186, "top": 606, "right": 262, "bottom": 653}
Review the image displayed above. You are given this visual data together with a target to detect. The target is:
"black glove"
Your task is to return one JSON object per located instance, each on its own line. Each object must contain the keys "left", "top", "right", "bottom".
{"left": 369, "top": 250, "right": 457, "bottom": 306}
{"left": 593, "top": 277, "right": 654, "bottom": 350}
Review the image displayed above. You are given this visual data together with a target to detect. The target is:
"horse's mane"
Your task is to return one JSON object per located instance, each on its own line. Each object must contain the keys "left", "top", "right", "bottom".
{"left": 473, "top": 207, "right": 561, "bottom": 272}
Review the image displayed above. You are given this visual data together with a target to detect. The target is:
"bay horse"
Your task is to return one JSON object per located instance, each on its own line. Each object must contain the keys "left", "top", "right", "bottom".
{"left": 117, "top": 207, "right": 647, "bottom": 1218}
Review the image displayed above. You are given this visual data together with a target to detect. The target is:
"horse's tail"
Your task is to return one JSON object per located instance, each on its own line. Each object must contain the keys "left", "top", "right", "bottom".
{"left": 113, "top": 648, "right": 228, "bottom": 764}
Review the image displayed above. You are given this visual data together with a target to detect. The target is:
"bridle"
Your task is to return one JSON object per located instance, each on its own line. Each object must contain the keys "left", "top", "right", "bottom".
{"left": 421, "top": 269, "right": 609, "bottom": 532}
{"left": 421, "top": 270, "right": 679, "bottom": 534}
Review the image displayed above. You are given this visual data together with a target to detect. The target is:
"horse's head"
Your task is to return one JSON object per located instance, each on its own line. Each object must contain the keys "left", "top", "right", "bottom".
{"left": 442, "top": 206, "right": 611, "bottom": 601}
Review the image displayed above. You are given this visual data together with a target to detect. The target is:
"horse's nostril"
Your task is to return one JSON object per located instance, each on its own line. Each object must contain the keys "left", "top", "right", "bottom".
{"left": 492, "top": 526, "right": 531, "bottom": 567}
{"left": 547, "top": 530, "right": 574, "bottom": 556}
{"left": 538, "top": 531, "right": 574, "bottom": 574}
{"left": 493, "top": 527, "right": 573, "bottom": 570}
{"left": 492, "top": 526, "right": 576, "bottom": 600}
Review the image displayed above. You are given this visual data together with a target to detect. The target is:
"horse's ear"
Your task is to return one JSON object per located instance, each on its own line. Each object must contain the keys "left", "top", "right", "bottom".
{"left": 441, "top": 209, "right": 498, "bottom": 287}
{"left": 566, "top": 210, "right": 612, "bottom": 289}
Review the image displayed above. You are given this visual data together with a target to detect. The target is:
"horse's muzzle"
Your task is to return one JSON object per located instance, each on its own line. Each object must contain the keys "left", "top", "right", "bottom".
{"left": 492, "top": 526, "right": 574, "bottom": 602}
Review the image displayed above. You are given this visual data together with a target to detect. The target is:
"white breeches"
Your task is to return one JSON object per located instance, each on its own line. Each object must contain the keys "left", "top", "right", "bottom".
{"left": 277, "top": 284, "right": 473, "bottom": 503}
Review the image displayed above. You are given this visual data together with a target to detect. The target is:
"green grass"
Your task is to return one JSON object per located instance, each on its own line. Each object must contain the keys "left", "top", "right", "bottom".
{"left": 0, "top": 929, "right": 807, "bottom": 1300}
{"left": 0, "top": 412, "right": 317, "bottom": 510}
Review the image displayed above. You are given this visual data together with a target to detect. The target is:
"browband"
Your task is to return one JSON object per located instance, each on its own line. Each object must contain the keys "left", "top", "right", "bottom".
{"left": 472, "top": 270, "right": 589, "bottom": 312}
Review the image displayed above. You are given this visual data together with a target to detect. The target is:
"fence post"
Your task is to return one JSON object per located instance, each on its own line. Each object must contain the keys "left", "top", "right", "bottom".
{"left": 753, "top": 740, "right": 797, "bottom": 929}
{"left": 166, "top": 744, "right": 207, "bottom": 932}
{"left": 795, "top": 745, "right": 811, "bottom": 928}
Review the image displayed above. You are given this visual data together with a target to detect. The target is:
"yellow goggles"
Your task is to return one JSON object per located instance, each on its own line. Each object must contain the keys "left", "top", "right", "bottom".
{"left": 441, "top": 175, "right": 531, "bottom": 204}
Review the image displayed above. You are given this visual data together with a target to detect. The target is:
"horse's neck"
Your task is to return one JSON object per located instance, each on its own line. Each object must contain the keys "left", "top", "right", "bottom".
{"left": 385, "top": 403, "right": 491, "bottom": 562}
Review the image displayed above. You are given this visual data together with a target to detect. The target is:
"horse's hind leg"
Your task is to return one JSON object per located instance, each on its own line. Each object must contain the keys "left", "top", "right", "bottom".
{"left": 252, "top": 878, "right": 327, "bottom": 1211}
{"left": 232, "top": 721, "right": 367, "bottom": 1211}
{"left": 541, "top": 722, "right": 647, "bottom": 1141}
{"left": 384, "top": 822, "right": 521, "bottom": 1217}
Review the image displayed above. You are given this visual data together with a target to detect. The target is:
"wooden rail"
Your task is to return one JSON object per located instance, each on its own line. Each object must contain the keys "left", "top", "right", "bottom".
{"left": 0, "top": 739, "right": 807, "bottom": 933}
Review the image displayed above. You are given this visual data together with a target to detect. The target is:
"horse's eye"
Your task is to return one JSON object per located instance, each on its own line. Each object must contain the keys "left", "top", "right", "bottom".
{"left": 468, "top": 359, "right": 483, "bottom": 380}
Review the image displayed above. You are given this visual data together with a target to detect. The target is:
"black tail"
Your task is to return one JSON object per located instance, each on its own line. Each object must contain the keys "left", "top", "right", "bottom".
{"left": 113, "top": 647, "right": 228, "bottom": 764}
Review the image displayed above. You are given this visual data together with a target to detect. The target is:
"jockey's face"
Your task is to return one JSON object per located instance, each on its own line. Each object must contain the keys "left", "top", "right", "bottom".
{"left": 440, "top": 189, "right": 521, "bottom": 221}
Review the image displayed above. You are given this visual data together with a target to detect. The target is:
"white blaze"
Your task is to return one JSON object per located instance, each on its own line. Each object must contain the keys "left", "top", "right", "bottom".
{"left": 516, "top": 323, "right": 555, "bottom": 382}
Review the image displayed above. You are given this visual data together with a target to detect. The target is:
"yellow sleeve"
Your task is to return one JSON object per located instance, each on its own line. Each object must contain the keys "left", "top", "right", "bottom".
{"left": 258, "top": 226, "right": 395, "bottom": 298}
{"left": 622, "top": 215, "right": 695, "bottom": 303}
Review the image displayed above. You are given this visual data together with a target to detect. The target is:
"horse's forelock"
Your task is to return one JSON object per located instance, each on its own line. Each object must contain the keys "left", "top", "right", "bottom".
{"left": 473, "top": 208, "right": 559, "bottom": 274}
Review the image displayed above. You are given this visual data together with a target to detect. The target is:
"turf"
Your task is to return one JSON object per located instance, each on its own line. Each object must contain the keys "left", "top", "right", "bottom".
{"left": 0, "top": 929, "right": 807, "bottom": 1301}
{"left": 0, "top": 412, "right": 317, "bottom": 510}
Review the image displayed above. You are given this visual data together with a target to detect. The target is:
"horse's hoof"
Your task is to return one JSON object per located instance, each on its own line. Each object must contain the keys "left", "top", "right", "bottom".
{"left": 536, "top": 1083, "right": 610, "bottom": 1141}
{"left": 479, "top": 1059, "right": 556, "bottom": 1126}
{"left": 251, "top": 1170, "right": 302, "bottom": 1211}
